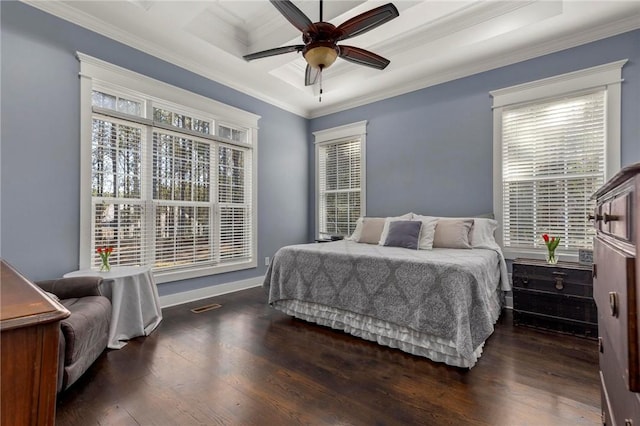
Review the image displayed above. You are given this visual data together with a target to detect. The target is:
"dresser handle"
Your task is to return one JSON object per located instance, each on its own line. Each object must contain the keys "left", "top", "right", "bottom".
{"left": 609, "top": 292, "right": 619, "bottom": 317}
{"left": 598, "top": 337, "right": 603, "bottom": 353}
{"left": 603, "top": 213, "right": 619, "bottom": 224}
{"left": 624, "top": 419, "right": 633, "bottom": 426}
{"left": 588, "top": 213, "right": 603, "bottom": 222}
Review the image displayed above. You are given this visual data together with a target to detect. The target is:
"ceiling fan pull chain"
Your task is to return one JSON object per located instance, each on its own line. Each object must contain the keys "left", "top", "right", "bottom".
{"left": 319, "top": 68, "right": 323, "bottom": 102}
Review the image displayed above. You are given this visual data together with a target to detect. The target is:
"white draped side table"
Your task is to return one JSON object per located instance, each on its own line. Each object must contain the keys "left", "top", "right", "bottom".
{"left": 63, "top": 266, "right": 163, "bottom": 349}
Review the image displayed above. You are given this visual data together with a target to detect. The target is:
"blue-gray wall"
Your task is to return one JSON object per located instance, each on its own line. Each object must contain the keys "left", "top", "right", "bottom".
{"left": 0, "top": 1, "right": 309, "bottom": 296}
{"left": 309, "top": 30, "right": 640, "bottom": 240}
{"left": 2, "top": 1, "right": 639, "bottom": 298}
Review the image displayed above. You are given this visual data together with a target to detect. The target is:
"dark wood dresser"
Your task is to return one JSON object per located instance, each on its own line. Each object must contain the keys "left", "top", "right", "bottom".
{"left": 592, "top": 162, "right": 640, "bottom": 425}
{"left": 1, "top": 260, "right": 70, "bottom": 425}
{"left": 512, "top": 258, "right": 597, "bottom": 338}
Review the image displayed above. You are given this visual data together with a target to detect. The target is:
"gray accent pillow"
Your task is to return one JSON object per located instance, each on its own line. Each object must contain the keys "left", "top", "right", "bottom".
{"left": 384, "top": 220, "right": 422, "bottom": 250}
{"left": 433, "top": 219, "right": 473, "bottom": 249}
{"left": 358, "top": 217, "right": 386, "bottom": 244}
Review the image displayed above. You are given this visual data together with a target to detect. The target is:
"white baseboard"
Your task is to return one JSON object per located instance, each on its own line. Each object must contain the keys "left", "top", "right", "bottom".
{"left": 159, "top": 275, "right": 264, "bottom": 308}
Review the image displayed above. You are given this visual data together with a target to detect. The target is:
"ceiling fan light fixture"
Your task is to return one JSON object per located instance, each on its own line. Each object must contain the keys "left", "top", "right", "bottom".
{"left": 304, "top": 45, "right": 338, "bottom": 69}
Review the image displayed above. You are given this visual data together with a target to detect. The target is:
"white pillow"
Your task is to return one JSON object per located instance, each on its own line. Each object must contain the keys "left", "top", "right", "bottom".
{"left": 411, "top": 215, "right": 439, "bottom": 250}
{"left": 347, "top": 217, "right": 364, "bottom": 241}
{"left": 378, "top": 213, "right": 414, "bottom": 245}
{"left": 468, "top": 218, "right": 498, "bottom": 248}
{"left": 444, "top": 216, "right": 498, "bottom": 248}
{"left": 412, "top": 214, "right": 498, "bottom": 248}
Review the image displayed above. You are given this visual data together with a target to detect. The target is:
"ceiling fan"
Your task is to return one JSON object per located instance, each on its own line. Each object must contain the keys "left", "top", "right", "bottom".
{"left": 243, "top": 0, "right": 399, "bottom": 90}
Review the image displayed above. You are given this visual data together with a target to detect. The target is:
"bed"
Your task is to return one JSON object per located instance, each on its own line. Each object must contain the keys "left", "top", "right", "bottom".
{"left": 263, "top": 237, "right": 511, "bottom": 368}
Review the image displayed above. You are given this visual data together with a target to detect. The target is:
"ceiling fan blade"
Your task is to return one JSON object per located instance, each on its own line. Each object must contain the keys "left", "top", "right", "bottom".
{"left": 270, "top": 0, "right": 314, "bottom": 33}
{"left": 338, "top": 46, "right": 390, "bottom": 70}
{"left": 336, "top": 3, "right": 399, "bottom": 41}
{"left": 243, "top": 45, "right": 305, "bottom": 61}
{"left": 305, "top": 64, "right": 320, "bottom": 86}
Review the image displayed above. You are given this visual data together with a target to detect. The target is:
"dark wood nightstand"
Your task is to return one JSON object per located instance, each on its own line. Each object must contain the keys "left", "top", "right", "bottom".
{"left": 512, "top": 258, "right": 597, "bottom": 339}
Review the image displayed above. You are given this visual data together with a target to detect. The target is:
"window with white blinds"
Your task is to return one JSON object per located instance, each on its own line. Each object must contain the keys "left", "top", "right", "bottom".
{"left": 314, "top": 121, "right": 367, "bottom": 238}
{"left": 79, "top": 53, "right": 259, "bottom": 282}
{"left": 318, "top": 139, "right": 362, "bottom": 236}
{"left": 501, "top": 91, "right": 605, "bottom": 251}
{"left": 491, "top": 60, "right": 625, "bottom": 260}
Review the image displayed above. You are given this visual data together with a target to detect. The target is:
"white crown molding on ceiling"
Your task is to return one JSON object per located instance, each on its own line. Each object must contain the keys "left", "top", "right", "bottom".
{"left": 21, "top": 0, "right": 640, "bottom": 119}
{"left": 22, "top": 0, "right": 309, "bottom": 117}
{"left": 308, "top": 13, "right": 640, "bottom": 118}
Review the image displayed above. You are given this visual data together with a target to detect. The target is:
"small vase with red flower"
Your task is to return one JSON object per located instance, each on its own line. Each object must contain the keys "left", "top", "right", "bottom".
{"left": 541, "top": 234, "right": 560, "bottom": 264}
{"left": 97, "top": 246, "right": 113, "bottom": 272}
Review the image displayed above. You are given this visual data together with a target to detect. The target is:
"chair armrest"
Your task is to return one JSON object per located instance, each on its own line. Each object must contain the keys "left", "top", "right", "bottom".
{"left": 35, "top": 277, "right": 106, "bottom": 299}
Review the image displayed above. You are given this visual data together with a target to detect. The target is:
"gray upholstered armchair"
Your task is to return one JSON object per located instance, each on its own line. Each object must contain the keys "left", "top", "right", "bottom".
{"left": 35, "top": 277, "right": 111, "bottom": 392}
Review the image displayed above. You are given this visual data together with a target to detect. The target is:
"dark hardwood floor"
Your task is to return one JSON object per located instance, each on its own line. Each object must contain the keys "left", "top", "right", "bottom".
{"left": 56, "top": 287, "right": 600, "bottom": 425}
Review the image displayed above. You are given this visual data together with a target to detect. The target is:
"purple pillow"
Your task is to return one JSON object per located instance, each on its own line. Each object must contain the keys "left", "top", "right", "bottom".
{"left": 384, "top": 220, "right": 422, "bottom": 250}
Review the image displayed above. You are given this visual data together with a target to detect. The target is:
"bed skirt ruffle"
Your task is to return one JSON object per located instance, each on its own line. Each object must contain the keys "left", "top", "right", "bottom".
{"left": 272, "top": 287, "right": 503, "bottom": 368}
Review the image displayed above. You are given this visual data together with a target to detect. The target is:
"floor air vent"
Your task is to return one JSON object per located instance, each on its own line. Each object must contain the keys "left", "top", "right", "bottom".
{"left": 190, "top": 303, "right": 222, "bottom": 314}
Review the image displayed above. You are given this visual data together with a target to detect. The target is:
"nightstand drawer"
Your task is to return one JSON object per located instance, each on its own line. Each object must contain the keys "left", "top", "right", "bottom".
{"left": 513, "top": 288, "right": 597, "bottom": 323}
{"left": 513, "top": 311, "right": 597, "bottom": 338}
{"left": 512, "top": 260, "right": 593, "bottom": 297}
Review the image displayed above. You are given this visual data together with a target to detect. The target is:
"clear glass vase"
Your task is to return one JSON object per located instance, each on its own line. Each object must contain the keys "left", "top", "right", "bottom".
{"left": 546, "top": 250, "right": 558, "bottom": 265}
{"left": 100, "top": 258, "right": 111, "bottom": 272}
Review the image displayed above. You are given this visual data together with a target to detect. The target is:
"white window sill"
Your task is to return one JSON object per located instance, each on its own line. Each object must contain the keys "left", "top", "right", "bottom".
{"left": 154, "top": 259, "right": 257, "bottom": 284}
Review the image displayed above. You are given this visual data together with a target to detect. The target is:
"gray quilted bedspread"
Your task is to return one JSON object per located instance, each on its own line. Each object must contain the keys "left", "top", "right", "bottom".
{"left": 263, "top": 240, "right": 504, "bottom": 360}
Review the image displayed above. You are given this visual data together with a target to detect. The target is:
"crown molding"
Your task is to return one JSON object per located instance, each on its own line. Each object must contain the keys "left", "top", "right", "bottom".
{"left": 21, "top": 0, "right": 310, "bottom": 118}
{"left": 20, "top": 1, "right": 640, "bottom": 120}
{"left": 309, "top": 13, "right": 640, "bottom": 118}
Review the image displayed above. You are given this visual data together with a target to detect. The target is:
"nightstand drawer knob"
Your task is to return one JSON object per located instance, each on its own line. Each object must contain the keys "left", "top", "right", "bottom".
{"left": 552, "top": 271, "right": 566, "bottom": 290}
{"left": 609, "top": 292, "right": 619, "bottom": 317}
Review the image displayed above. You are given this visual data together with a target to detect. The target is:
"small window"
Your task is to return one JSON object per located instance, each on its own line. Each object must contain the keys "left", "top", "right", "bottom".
{"left": 218, "top": 124, "right": 248, "bottom": 144}
{"left": 153, "top": 106, "right": 213, "bottom": 136}
{"left": 92, "top": 90, "right": 143, "bottom": 116}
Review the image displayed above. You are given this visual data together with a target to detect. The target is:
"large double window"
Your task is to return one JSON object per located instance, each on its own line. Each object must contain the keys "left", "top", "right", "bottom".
{"left": 491, "top": 60, "right": 625, "bottom": 260}
{"left": 314, "top": 121, "right": 366, "bottom": 238}
{"left": 79, "top": 54, "right": 259, "bottom": 282}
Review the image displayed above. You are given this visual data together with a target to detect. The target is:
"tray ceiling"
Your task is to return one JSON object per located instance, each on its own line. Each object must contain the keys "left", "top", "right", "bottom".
{"left": 23, "top": 1, "right": 640, "bottom": 118}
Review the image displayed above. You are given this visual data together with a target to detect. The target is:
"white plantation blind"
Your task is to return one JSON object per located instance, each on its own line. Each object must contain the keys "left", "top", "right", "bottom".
{"left": 217, "top": 146, "right": 252, "bottom": 260}
{"left": 318, "top": 138, "right": 362, "bottom": 236}
{"left": 152, "top": 131, "right": 215, "bottom": 270}
{"left": 501, "top": 90, "right": 606, "bottom": 251}
{"left": 91, "top": 117, "right": 149, "bottom": 267}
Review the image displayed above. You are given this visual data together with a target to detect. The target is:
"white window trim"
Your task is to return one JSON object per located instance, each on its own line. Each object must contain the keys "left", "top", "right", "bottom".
{"left": 490, "top": 59, "right": 626, "bottom": 261}
{"left": 313, "top": 121, "right": 367, "bottom": 238}
{"left": 78, "top": 52, "right": 260, "bottom": 283}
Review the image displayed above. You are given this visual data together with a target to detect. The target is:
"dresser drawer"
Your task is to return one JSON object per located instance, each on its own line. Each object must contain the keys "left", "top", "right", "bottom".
{"left": 599, "top": 331, "right": 640, "bottom": 425}
{"left": 594, "top": 237, "right": 639, "bottom": 391}
{"left": 512, "top": 260, "right": 593, "bottom": 297}
{"left": 600, "top": 189, "right": 633, "bottom": 242}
